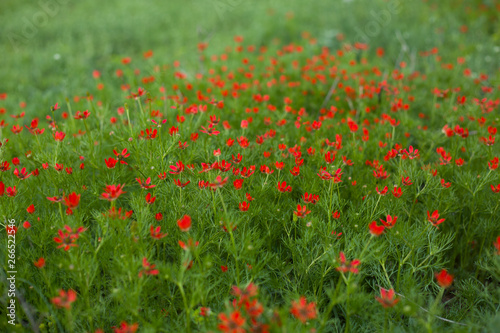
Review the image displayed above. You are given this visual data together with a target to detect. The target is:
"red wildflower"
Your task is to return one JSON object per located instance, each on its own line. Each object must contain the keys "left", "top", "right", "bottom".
{"left": 53, "top": 131, "right": 66, "bottom": 141}
{"left": 303, "top": 192, "right": 319, "bottom": 204}
{"left": 427, "top": 210, "right": 445, "bottom": 228}
{"left": 218, "top": 310, "right": 246, "bottom": 333}
{"left": 369, "top": 221, "right": 385, "bottom": 236}
{"left": 494, "top": 236, "right": 500, "bottom": 255}
{"left": 178, "top": 238, "right": 199, "bottom": 251}
{"left": 401, "top": 176, "right": 413, "bottom": 186}
{"left": 53, "top": 225, "right": 86, "bottom": 251}
{"left": 293, "top": 204, "right": 311, "bottom": 218}
{"left": 113, "top": 322, "right": 138, "bottom": 333}
{"left": 150, "top": 225, "right": 168, "bottom": 239}
{"left": 209, "top": 175, "right": 228, "bottom": 189}
{"left": 103, "top": 207, "right": 133, "bottom": 220}
{"left": 104, "top": 157, "right": 118, "bottom": 168}
{"left": 239, "top": 201, "right": 250, "bottom": 211}
{"left": 113, "top": 148, "right": 130, "bottom": 165}
{"left": 491, "top": 184, "right": 500, "bottom": 193}
{"left": 276, "top": 181, "right": 292, "bottom": 193}
{"left": 376, "top": 288, "right": 400, "bottom": 308}
{"left": 336, "top": 252, "right": 360, "bottom": 274}
{"left": 13, "top": 167, "right": 31, "bottom": 180}
{"left": 177, "top": 215, "right": 192, "bottom": 232}
{"left": 290, "top": 297, "right": 317, "bottom": 323}
{"left": 6, "top": 186, "right": 17, "bottom": 197}
{"left": 392, "top": 186, "right": 402, "bottom": 198}
{"left": 136, "top": 177, "right": 156, "bottom": 189}
{"left": 376, "top": 186, "right": 388, "bottom": 195}
{"left": 27, "top": 204, "right": 35, "bottom": 214}
{"left": 174, "top": 179, "right": 190, "bottom": 188}
{"left": 435, "top": 269, "right": 454, "bottom": 288}
{"left": 101, "top": 184, "right": 126, "bottom": 201}
{"left": 441, "top": 179, "right": 451, "bottom": 188}
{"left": 380, "top": 214, "right": 398, "bottom": 229}
{"left": 232, "top": 283, "right": 259, "bottom": 303}
{"left": 169, "top": 160, "right": 185, "bottom": 174}
{"left": 63, "top": 192, "right": 80, "bottom": 209}
{"left": 34, "top": 257, "right": 45, "bottom": 268}
{"left": 51, "top": 289, "right": 77, "bottom": 309}
{"left": 138, "top": 257, "right": 159, "bottom": 277}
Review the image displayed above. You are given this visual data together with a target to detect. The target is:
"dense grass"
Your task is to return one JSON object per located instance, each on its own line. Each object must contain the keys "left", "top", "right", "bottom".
{"left": 1, "top": 0, "right": 500, "bottom": 332}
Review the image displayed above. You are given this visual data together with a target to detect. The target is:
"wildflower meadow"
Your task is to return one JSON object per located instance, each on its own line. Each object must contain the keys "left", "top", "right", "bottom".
{"left": 1, "top": 0, "right": 500, "bottom": 332}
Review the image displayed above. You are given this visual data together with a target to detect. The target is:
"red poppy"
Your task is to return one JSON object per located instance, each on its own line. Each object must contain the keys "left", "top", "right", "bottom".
{"left": 336, "top": 252, "right": 360, "bottom": 274}
{"left": 177, "top": 215, "right": 192, "bottom": 232}
{"left": 13, "top": 167, "right": 31, "bottom": 180}
{"left": 169, "top": 161, "right": 185, "bottom": 174}
{"left": 293, "top": 204, "right": 310, "bottom": 218}
{"left": 290, "top": 296, "right": 317, "bottom": 323}
{"left": 105, "top": 157, "right": 118, "bottom": 169}
{"left": 27, "top": 204, "right": 35, "bottom": 214}
{"left": 427, "top": 210, "right": 445, "bottom": 228}
{"left": 51, "top": 289, "right": 77, "bottom": 309}
{"left": 376, "top": 288, "right": 400, "bottom": 308}
{"left": 63, "top": 192, "right": 80, "bottom": 210}
{"left": 376, "top": 186, "right": 388, "bottom": 195}
{"left": 392, "top": 186, "right": 402, "bottom": 198}
{"left": 53, "top": 131, "right": 66, "bottom": 141}
{"left": 209, "top": 175, "right": 228, "bottom": 189}
{"left": 369, "top": 221, "right": 385, "bottom": 236}
{"left": 218, "top": 310, "right": 246, "bottom": 333}
{"left": 34, "top": 257, "right": 45, "bottom": 268}
{"left": 113, "top": 148, "right": 130, "bottom": 165}
{"left": 178, "top": 238, "right": 199, "bottom": 251}
{"left": 233, "top": 179, "right": 244, "bottom": 190}
{"left": 103, "top": 207, "right": 133, "bottom": 220}
{"left": 113, "top": 321, "right": 138, "bottom": 333}
{"left": 150, "top": 225, "right": 167, "bottom": 239}
{"left": 303, "top": 192, "right": 319, "bottom": 204}
{"left": 239, "top": 201, "right": 250, "bottom": 211}
{"left": 138, "top": 257, "right": 159, "bottom": 277}
{"left": 380, "top": 214, "right": 397, "bottom": 229}
{"left": 101, "top": 184, "right": 126, "bottom": 201}
{"left": 494, "top": 236, "right": 500, "bottom": 255}
{"left": 136, "top": 177, "right": 156, "bottom": 189}
{"left": 276, "top": 181, "right": 292, "bottom": 193}
{"left": 435, "top": 269, "right": 453, "bottom": 288}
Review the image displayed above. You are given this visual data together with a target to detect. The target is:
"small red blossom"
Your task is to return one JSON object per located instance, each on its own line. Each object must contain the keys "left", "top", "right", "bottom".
{"left": 239, "top": 201, "right": 250, "bottom": 211}
{"left": 139, "top": 257, "right": 159, "bottom": 277}
{"left": 51, "top": 289, "right": 77, "bottom": 309}
{"left": 293, "top": 204, "right": 311, "bottom": 218}
{"left": 218, "top": 310, "right": 246, "bottom": 333}
{"left": 376, "top": 288, "right": 400, "bottom": 308}
{"left": 150, "top": 225, "right": 168, "bottom": 239}
{"left": 336, "top": 252, "right": 360, "bottom": 274}
{"left": 427, "top": 210, "right": 445, "bottom": 228}
{"left": 369, "top": 221, "right": 385, "bottom": 236}
{"left": 177, "top": 215, "right": 192, "bottom": 232}
{"left": 101, "top": 184, "right": 126, "bottom": 201}
{"left": 34, "top": 257, "right": 45, "bottom": 268}
{"left": 136, "top": 177, "right": 156, "bottom": 189}
{"left": 380, "top": 214, "right": 398, "bottom": 229}
{"left": 290, "top": 297, "right": 317, "bottom": 323}
{"left": 435, "top": 269, "right": 454, "bottom": 288}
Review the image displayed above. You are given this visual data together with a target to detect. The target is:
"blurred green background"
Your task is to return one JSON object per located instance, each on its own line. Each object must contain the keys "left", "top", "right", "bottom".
{"left": 0, "top": 0, "right": 498, "bottom": 113}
